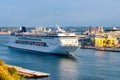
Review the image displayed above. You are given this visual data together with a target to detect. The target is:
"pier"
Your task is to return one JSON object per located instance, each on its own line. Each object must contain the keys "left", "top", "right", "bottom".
{"left": 7, "top": 65, "right": 50, "bottom": 78}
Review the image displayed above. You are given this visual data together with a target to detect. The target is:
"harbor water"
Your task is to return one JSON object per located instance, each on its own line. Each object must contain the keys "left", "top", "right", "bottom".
{"left": 0, "top": 34, "right": 120, "bottom": 80}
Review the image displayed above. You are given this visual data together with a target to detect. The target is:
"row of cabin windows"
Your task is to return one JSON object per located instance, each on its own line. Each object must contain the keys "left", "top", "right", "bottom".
{"left": 15, "top": 40, "right": 47, "bottom": 47}
{"left": 64, "top": 40, "right": 78, "bottom": 44}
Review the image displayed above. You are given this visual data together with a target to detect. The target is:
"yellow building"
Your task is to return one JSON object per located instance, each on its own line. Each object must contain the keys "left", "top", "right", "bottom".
{"left": 95, "top": 37, "right": 118, "bottom": 47}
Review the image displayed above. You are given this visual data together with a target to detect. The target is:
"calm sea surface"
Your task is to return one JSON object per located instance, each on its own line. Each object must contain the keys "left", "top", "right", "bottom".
{"left": 0, "top": 35, "right": 120, "bottom": 80}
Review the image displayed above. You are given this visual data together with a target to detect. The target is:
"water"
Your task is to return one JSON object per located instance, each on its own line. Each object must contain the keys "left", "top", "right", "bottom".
{"left": 0, "top": 35, "right": 120, "bottom": 80}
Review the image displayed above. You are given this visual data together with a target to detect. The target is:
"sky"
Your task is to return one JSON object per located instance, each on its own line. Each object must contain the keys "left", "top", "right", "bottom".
{"left": 0, "top": 0, "right": 120, "bottom": 27}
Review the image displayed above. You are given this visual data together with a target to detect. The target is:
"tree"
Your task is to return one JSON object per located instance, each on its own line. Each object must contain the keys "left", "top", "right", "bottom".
{"left": 0, "top": 59, "right": 24, "bottom": 80}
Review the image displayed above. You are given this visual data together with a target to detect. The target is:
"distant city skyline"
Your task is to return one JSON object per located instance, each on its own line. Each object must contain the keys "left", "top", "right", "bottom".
{"left": 0, "top": 0, "right": 120, "bottom": 27}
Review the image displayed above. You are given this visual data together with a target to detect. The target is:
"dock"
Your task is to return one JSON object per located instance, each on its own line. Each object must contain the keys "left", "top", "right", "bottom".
{"left": 95, "top": 46, "right": 120, "bottom": 52}
{"left": 81, "top": 45, "right": 95, "bottom": 49}
{"left": 7, "top": 65, "right": 50, "bottom": 78}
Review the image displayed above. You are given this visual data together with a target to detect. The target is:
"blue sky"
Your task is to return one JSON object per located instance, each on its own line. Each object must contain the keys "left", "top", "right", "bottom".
{"left": 0, "top": 0, "right": 120, "bottom": 27}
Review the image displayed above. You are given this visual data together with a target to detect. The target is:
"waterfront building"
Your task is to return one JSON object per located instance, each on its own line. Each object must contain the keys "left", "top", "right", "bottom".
{"left": 94, "top": 36, "right": 118, "bottom": 47}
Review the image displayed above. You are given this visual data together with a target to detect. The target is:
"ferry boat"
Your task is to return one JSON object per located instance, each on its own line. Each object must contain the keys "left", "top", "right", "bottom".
{"left": 9, "top": 26, "right": 80, "bottom": 55}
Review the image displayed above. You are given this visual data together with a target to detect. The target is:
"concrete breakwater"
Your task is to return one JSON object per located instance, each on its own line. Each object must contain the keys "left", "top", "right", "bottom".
{"left": 7, "top": 65, "right": 50, "bottom": 78}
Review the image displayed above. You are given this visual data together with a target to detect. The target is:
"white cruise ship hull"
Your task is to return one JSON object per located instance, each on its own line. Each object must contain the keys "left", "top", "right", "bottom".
{"left": 9, "top": 43, "right": 79, "bottom": 55}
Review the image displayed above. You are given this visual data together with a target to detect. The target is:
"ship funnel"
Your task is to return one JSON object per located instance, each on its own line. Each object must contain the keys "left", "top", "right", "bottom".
{"left": 20, "top": 26, "right": 27, "bottom": 32}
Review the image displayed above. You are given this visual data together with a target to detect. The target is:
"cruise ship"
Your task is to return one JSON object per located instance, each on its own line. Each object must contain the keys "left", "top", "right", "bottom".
{"left": 9, "top": 26, "right": 80, "bottom": 55}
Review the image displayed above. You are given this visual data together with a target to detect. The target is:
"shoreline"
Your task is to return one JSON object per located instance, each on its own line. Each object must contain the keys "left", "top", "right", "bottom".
{"left": 0, "top": 32, "right": 10, "bottom": 34}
